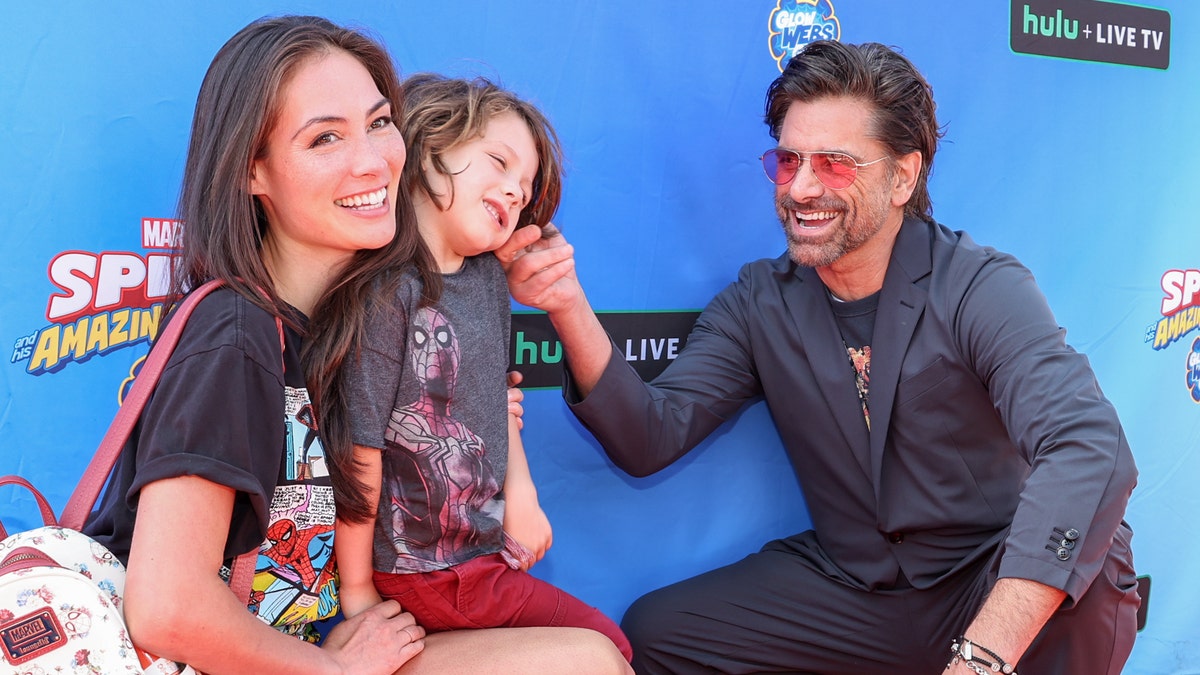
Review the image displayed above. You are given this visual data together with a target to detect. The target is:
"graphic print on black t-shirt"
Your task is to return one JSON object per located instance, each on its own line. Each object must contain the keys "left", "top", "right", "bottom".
{"left": 381, "top": 305, "right": 502, "bottom": 573}
{"left": 249, "top": 385, "right": 338, "bottom": 641}
{"left": 846, "top": 344, "right": 871, "bottom": 431}
{"left": 830, "top": 289, "right": 878, "bottom": 434}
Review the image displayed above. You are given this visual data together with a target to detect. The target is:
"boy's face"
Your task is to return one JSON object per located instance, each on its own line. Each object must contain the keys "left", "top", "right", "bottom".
{"left": 415, "top": 111, "right": 539, "bottom": 273}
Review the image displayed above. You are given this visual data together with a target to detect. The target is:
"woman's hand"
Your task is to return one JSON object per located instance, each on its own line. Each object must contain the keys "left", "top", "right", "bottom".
{"left": 322, "top": 600, "right": 426, "bottom": 674}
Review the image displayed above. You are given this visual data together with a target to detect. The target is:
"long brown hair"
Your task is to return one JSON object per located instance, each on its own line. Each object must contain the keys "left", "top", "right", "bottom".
{"left": 172, "top": 15, "right": 434, "bottom": 521}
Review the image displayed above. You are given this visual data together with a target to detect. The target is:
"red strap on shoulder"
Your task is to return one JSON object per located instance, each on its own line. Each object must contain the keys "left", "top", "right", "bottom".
{"left": 57, "top": 279, "right": 278, "bottom": 607}
{"left": 59, "top": 279, "right": 226, "bottom": 530}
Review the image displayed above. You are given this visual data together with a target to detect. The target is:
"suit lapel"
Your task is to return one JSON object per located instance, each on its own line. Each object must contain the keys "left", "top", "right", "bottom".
{"left": 868, "top": 218, "right": 932, "bottom": 502}
{"left": 779, "top": 262, "right": 873, "bottom": 479}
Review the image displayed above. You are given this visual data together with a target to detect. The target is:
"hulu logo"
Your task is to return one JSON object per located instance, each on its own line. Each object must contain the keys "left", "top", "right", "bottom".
{"left": 1023, "top": 4, "right": 1078, "bottom": 39}
{"left": 513, "top": 331, "right": 562, "bottom": 365}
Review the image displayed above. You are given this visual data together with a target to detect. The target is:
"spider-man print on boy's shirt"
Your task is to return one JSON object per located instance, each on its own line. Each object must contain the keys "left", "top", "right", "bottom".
{"left": 379, "top": 305, "right": 506, "bottom": 573}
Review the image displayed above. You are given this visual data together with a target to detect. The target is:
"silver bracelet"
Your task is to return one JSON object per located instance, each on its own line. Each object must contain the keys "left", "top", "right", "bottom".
{"left": 949, "top": 636, "right": 1017, "bottom": 675}
{"left": 948, "top": 651, "right": 989, "bottom": 675}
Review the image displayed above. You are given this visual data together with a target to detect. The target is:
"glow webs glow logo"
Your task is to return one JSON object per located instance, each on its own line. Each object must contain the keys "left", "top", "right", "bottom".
{"left": 9, "top": 218, "right": 181, "bottom": 377}
{"left": 1148, "top": 268, "right": 1200, "bottom": 402}
{"left": 768, "top": 0, "right": 840, "bottom": 72}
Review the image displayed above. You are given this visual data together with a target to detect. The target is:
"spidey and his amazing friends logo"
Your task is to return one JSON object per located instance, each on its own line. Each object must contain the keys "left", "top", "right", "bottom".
{"left": 1152, "top": 268, "right": 1200, "bottom": 402}
{"left": 10, "top": 219, "right": 181, "bottom": 380}
{"left": 768, "top": 0, "right": 840, "bottom": 71}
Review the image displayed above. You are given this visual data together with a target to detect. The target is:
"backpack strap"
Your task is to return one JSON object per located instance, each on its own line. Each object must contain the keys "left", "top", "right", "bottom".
{"left": 59, "top": 279, "right": 227, "bottom": 530}
{"left": 0, "top": 475, "right": 59, "bottom": 538}
{"left": 57, "top": 280, "right": 285, "bottom": 605}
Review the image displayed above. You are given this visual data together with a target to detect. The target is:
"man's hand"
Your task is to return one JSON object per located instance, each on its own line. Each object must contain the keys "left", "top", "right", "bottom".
{"left": 495, "top": 222, "right": 614, "bottom": 397}
{"left": 495, "top": 223, "right": 582, "bottom": 314}
{"left": 944, "top": 578, "right": 1065, "bottom": 674}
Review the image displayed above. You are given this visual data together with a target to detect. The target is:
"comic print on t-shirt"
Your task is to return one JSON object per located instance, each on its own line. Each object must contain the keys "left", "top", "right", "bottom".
{"left": 249, "top": 385, "right": 338, "bottom": 641}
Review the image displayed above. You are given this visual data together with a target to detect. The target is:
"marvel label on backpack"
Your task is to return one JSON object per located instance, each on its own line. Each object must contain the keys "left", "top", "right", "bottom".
{"left": 1, "top": 527, "right": 144, "bottom": 673}
{"left": 0, "top": 607, "right": 65, "bottom": 664}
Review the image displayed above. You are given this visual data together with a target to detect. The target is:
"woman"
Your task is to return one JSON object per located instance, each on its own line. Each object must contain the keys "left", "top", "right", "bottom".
{"left": 84, "top": 15, "right": 630, "bottom": 674}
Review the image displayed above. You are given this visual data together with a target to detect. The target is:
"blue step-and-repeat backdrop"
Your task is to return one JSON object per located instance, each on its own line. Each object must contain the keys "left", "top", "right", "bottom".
{"left": 2, "top": 2, "right": 1195, "bottom": 672}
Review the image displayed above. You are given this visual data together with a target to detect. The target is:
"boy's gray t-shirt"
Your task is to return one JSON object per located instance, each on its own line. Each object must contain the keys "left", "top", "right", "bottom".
{"left": 348, "top": 254, "right": 510, "bottom": 574}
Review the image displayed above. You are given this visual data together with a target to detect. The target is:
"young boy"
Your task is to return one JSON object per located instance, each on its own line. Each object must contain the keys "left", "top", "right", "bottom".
{"left": 335, "top": 74, "right": 632, "bottom": 662}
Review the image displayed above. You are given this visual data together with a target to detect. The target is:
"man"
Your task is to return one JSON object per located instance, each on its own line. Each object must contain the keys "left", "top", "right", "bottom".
{"left": 499, "top": 40, "right": 1138, "bottom": 674}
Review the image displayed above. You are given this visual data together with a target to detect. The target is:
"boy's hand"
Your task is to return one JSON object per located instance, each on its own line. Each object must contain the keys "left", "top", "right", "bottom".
{"left": 507, "top": 370, "right": 525, "bottom": 429}
{"left": 502, "top": 487, "right": 553, "bottom": 570}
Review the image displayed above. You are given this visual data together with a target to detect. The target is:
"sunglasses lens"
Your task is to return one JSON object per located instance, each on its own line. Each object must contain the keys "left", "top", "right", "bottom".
{"left": 811, "top": 152, "right": 857, "bottom": 189}
{"left": 763, "top": 150, "right": 799, "bottom": 185}
{"left": 762, "top": 151, "right": 869, "bottom": 188}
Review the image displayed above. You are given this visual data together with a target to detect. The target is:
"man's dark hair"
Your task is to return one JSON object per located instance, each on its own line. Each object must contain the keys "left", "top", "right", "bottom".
{"left": 765, "top": 40, "right": 943, "bottom": 221}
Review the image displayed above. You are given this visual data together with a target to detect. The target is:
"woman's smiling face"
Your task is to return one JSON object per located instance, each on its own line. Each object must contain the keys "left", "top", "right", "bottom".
{"left": 250, "top": 47, "right": 405, "bottom": 273}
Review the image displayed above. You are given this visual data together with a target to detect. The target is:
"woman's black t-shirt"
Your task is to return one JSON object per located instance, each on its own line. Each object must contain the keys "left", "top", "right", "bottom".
{"left": 84, "top": 287, "right": 338, "bottom": 640}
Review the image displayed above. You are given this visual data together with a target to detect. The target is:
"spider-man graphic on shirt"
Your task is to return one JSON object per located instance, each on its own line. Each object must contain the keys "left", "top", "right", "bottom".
{"left": 246, "top": 385, "right": 338, "bottom": 640}
{"left": 379, "top": 306, "right": 503, "bottom": 572}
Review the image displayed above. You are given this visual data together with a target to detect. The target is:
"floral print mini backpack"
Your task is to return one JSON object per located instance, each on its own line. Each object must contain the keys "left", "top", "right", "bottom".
{"left": 0, "top": 281, "right": 254, "bottom": 675}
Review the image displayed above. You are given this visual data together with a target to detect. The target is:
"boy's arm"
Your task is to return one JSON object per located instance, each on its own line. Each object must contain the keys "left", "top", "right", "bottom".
{"left": 502, "top": 413, "right": 552, "bottom": 569}
{"left": 335, "top": 444, "right": 384, "bottom": 617}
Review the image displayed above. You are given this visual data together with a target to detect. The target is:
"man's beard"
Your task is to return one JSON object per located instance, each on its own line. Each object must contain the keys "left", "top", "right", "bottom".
{"left": 775, "top": 193, "right": 888, "bottom": 268}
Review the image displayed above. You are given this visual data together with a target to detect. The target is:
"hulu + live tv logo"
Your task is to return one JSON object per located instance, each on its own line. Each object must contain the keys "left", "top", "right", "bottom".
{"left": 1010, "top": 0, "right": 1170, "bottom": 69}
